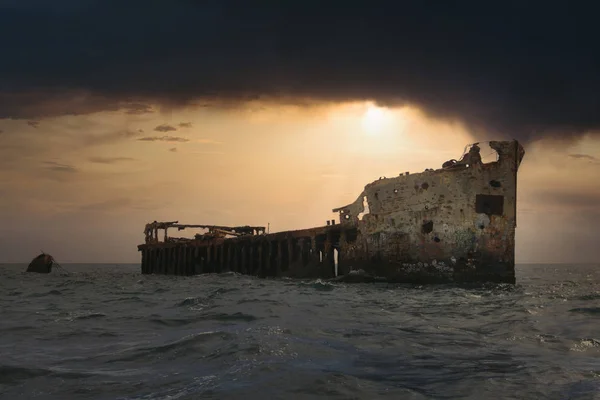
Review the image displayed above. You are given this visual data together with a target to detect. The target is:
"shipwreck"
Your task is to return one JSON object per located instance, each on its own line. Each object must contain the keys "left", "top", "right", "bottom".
{"left": 26, "top": 253, "right": 55, "bottom": 273}
{"left": 138, "top": 140, "right": 525, "bottom": 283}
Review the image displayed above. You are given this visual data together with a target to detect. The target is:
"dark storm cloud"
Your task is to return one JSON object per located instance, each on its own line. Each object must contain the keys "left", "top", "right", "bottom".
{"left": 43, "top": 161, "right": 78, "bottom": 173}
{"left": 88, "top": 156, "right": 135, "bottom": 164}
{"left": 153, "top": 124, "right": 177, "bottom": 132}
{"left": 0, "top": 91, "right": 150, "bottom": 120}
{"left": 178, "top": 122, "right": 192, "bottom": 128}
{"left": 83, "top": 130, "right": 138, "bottom": 146}
{"left": 137, "top": 136, "right": 189, "bottom": 142}
{"left": 1, "top": 1, "right": 599, "bottom": 140}
{"left": 124, "top": 103, "right": 154, "bottom": 115}
{"left": 569, "top": 154, "right": 598, "bottom": 161}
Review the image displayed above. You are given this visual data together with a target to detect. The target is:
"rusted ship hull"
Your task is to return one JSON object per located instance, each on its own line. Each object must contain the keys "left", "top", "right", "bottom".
{"left": 26, "top": 253, "right": 54, "bottom": 273}
{"left": 138, "top": 140, "right": 525, "bottom": 284}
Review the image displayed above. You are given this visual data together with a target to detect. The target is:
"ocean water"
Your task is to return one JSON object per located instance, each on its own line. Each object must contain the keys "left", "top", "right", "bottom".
{"left": 0, "top": 263, "right": 598, "bottom": 400}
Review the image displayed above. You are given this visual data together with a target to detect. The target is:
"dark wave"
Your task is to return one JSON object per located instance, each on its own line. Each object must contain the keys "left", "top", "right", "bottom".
{"left": 298, "top": 279, "right": 336, "bottom": 291}
{"left": 150, "top": 311, "right": 257, "bottom": 328}
{"left": 75, "top": 313, "right": 106, "bottom": 320}
{"left": 0, "top": 325, "right": 35, "bottom": 332}
{"left": 56, "top": 279, "right": 92, "bottom": 288}
{"left": 569, "top": 307, "right": 600, "bottom": 315}
{"left": 236, "top": 298, "right": 287, "bottom": 306}
{"left": 103, "top": 296, "right": 146, "bottom": 303}
{"left": 175, "top": 288, "right": 240, "bottom": 307}
{"left": 149, "top": 318, "right": 197, "bottom": 327}
{"left": 27, "top": 289, "right": 62, "bottom": 297}
{"left": 207, "top": 312, "right": 258, "bottom": 322}
{"left": 176, "top": 296, "right": 208, "bottom": 307}
{"left": 107, "top": 330, "right": 235, "bottom": 363}
{"left": 575, "top": 293, "right": 600, "bottom": 301}
{"left": 0, "top": 365, "right": 51, "bottom": 384}
{"left": 0, "top": 365, "right": 94, "bottom": 384}
{"left": 98, "top": 331, "right": 120, "bottom": 337}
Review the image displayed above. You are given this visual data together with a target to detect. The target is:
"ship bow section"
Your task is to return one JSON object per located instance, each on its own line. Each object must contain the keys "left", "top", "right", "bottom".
{"left": 333, "top": 140, "right": 523, "bottom": 284}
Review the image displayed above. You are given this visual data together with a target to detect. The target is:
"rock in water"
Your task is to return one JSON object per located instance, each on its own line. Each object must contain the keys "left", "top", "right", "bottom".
{"left": 26, "top": 253, "right": 54, "bottom": 273}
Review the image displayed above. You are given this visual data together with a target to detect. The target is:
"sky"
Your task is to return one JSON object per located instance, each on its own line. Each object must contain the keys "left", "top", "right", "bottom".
{"left": 1, "top": 1, "right": 599, "bottom": 263}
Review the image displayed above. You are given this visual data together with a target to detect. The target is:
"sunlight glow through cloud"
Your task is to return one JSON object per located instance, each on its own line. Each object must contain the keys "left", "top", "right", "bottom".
{"left": 361, "top": 102, "right": 392, "bottom": 135}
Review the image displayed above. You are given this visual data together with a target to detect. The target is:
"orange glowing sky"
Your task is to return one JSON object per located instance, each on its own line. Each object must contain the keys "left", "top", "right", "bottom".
{"left": 1, "top": 101, "right": 599, "bottom": 263}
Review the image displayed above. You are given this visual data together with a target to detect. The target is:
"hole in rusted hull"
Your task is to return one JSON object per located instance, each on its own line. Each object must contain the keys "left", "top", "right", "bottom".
{"left": 422, "top": 220, "right": 433, "bottom": 234}
{"left": 475, "top": 194, "right": 504, "bottom": 216}
{"left": 345, "top": 228, "right": 358, "bottom": 243}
